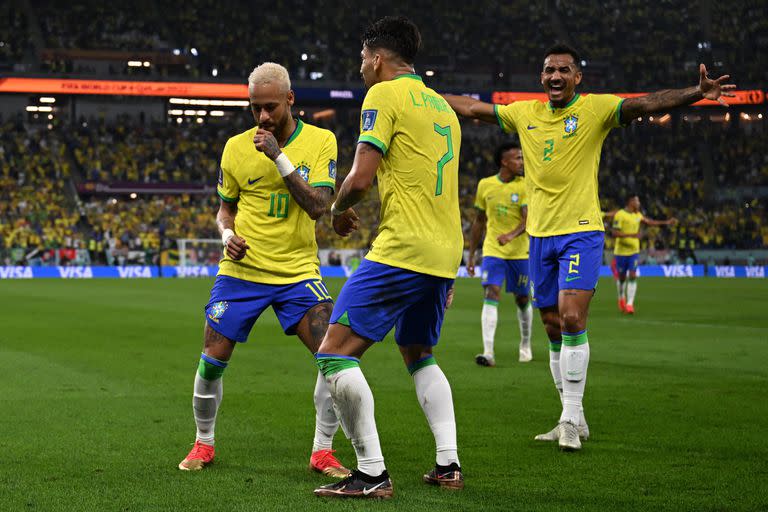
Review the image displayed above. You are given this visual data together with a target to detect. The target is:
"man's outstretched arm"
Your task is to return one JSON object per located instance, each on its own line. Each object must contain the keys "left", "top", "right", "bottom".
{"left": 620, "top": 64, "right": 735, "bottom": 124}
{"left": 443, "top": 94, "right": 498, "bottom": 124}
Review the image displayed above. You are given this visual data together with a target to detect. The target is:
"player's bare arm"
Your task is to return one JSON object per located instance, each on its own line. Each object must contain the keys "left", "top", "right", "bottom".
{"left": 442, "top": 94, "right": 497, "bottom": 124}
{"left": 498, "top": 206, "right": 527, "bottom": 246}
{"left": 217, "top": 200, "right": 249, "bottom": 260}
{"left": 620, "top": 64, "right": 735, "bottom": 123}
{"left": 612, "top": 229, "right": 640, "bottom": 239}
{"left": 331, "top": 142, "right": 381, "bottom": 236}
{"left": 642, "top": 216, "right": 678, "bottom": 227}
{"left": 467, "top": 209, "right": 487, "bottom": 276}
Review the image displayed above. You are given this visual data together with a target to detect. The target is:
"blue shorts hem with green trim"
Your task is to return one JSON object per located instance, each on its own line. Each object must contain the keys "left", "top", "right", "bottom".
{"left": 330, "top": 259, "right": 453, "bottom": 346}
{"left": 529, "top": 231, "right": 604, "bottom": 309}
{"left": 205, "top": 275, "right": 332, "bottom": 342}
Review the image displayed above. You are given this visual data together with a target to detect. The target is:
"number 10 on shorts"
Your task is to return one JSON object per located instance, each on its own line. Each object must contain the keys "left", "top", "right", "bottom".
{"left": 305, "top": 280, "right": 332, "bottom": 301}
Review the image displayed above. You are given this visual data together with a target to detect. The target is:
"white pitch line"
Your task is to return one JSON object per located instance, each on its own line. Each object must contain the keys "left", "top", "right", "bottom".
{"left": 614, "top": 318, "right": 768, "bottom": 331}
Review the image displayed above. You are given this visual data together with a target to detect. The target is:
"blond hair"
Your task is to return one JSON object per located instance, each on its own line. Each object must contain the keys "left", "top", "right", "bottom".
{"left": 248, "top": 62, "right": 291, "bottom": 93}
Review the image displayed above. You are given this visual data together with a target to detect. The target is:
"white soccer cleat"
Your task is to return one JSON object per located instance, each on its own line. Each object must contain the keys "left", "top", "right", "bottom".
{"left": 535, "top": 423, "right": 590, "bottom": 442}
{"left": 558, "top": 421, "right": 582, "bottom": 451}
{"left": 519, "top": 345, "right": 533, "bottom": 362}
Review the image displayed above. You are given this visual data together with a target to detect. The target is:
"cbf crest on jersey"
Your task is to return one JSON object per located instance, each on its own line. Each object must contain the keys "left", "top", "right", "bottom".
{"left": 564, "top": 114, "right": 579, "bottom": 136}
{"left": 361, "top": 109, "right": 378, "bottom": 131}
{"left": 295, "top": 164, "right": 310, "bottom": 182}
{"left": 510, "top": 193, "right": 520, "bottom": 204}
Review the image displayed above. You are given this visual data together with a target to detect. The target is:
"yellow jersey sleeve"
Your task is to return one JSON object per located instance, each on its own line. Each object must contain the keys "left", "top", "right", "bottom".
{"left": 308, "top": 132, "right": 337, "bottom": 190}
{"left": 217, "top": 140, "right": 240, "bottom": 203}
{"left": 494, "top": 102, "right": 523, "bottom": 134}
{"left": 358, "top": 82, "right": 399, "bottom": 154}
{"left": 474, "top": 180, "right": 487, "bottom": 211}
{"left": 589, "top": 94, "right": 625, "bottom": 130}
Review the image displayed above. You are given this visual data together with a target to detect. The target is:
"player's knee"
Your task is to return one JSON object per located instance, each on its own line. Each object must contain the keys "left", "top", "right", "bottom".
{"left": 515, "top": 295, "right": 529, "bottom": 309}
{"left": 559, "top": 310, "right": 584, "bottom": 332}
{"left": 203, "top": 323, "right": 236, "bottom": 361}
{"left": 628, "top": 271, "right": 637, "bottom": 280}
{"left": 484, "top": 286, "right": 501, "bottom": 301}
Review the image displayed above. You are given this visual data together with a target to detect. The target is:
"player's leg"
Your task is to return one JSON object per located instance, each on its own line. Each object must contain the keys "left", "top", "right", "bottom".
{"left": 625, "top": 256, "right": 639, "bottom": 314}
{"left": 616, "top": 257, "right": 628, "bottom": 312}
{"left": 477, "top": 256, "right": 504, "bottom": 366}
{"left": 554, "top": 232, "right": 603, "bottom": 451}
{"left": 395, "top": 277, "right": 462, "bottom": 489}
{"left": 508, "top": 259, "right": 532, "bottom": 362}
{"left": 313, "top": 260, "right": 408, "bottom": 498}
{"left": 291, "top": 298, "right": 349, "bottom": 478}
{"left": 179, "top": 276, "right": 264, "bottom": 470}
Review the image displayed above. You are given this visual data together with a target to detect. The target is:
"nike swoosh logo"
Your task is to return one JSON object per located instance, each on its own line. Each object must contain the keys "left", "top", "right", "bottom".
{"left": 362, "top": 481, "right": 386, "bottom": 495}
{"left": 527, "top": 125, "right": 537, "bottom": 130}
{"left": 565, "top": 275, "right": 581, "bottom": 282}
{"left": 248, "top": 176, "right": 263, "bottom": 185}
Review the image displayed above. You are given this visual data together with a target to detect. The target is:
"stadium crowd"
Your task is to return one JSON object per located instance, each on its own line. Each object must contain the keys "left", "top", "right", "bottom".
{"left": 16, "top": 0, "right": 762, "bottom": 89}
{"left": 1, "top": 109, "right": 764, "bottom": 267}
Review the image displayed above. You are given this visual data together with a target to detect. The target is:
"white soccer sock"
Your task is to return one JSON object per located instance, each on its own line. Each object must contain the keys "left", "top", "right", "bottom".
{"left": 413, "top": 363, "right": 460, "bottom": 467}
{"left": 325, "top": 367, "right": 385, "bottom": 476}
{"left": 559, "top": 342, "right": 590, "bottom": 425}
{"left": 312, "top": 370, "right": 340, "bottom": 452}
{"left": 549, "top": 344, "right": 563, "bottom": 397}
{"left": 481, "top": 301, "right": 498, "bottom": 357}
{"left": 627, "top": 279, "right": 638, "bottom": 306}
{"left": 517, "top": 304, "right": 533, "bottom": 348}
{"left": 193, "top": 372, "right": 222, "bottom": 445}
{"left": 617, "top": 279, "right": 625, "bottom": 300}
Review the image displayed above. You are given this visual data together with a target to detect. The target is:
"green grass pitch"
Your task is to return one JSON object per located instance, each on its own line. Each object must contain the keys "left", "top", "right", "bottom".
{"left": 1, "top": 277, "right": 766, "bottom": 511}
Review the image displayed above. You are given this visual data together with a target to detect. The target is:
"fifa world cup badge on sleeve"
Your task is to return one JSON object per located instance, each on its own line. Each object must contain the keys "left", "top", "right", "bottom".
{"left": 361, "top": 110, "right": 378, "bottom": 131}
{"left": 208, "top": 301, "right": 228, "bottom": 324}
{"left": 217, "top": 167, "right": 223, "bottom": 185}
{"left": 328, "top": 159, "right": 337, "bottom": 180}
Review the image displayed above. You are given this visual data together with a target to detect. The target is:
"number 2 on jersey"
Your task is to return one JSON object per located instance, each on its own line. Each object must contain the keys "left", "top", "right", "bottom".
{"left": 433, "top": 123, "right": 454, "bottom": 196}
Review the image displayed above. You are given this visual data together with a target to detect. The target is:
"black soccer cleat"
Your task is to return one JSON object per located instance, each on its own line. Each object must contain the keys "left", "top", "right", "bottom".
{"left": 314, "top": 469, "right": 394, "bottom": 499}
{"left": 423, "top": 462, "right": 464, "bottom": 489}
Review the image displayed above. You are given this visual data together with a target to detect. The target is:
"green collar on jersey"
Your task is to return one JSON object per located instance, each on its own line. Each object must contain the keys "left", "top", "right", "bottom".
{"left": 393, "top": 73, "right": 423, "bottom": 82}
{"left": 284, "top": 118, "right": 304, "bottom": 147}
{"left": 547, "top": 93, "right": 580, "bottom": 112}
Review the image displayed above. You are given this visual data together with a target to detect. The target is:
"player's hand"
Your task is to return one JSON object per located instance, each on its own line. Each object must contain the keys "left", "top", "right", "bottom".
{"left": 253, "top": 129, "right": 282, "bottom": 160}
{"left": 698, "top": 64, "right": 736, "bottom": 107}
{"left": 497, "top": 233, "right": 515, "bottom": 246}
{"left": 225, "top": 235, "right": 250, "bottom": 260}
{"left": 332, "top": 208, "right": 360, "bottom": 237}
{"left": 668, "top": 217, "right": 679, "bottom": 226}
{"left": 445, "top": 286, "right": 455, "bottom": 310}
{"left": 466, "top": 257, "right": 475, "bottom": 277}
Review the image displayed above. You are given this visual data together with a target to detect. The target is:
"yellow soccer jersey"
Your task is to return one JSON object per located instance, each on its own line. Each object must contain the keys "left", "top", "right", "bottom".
{"left": 495, "top": 94, "right": 624, "bottom": 237}
{"left": 612, "top": 208, "right": 643, "bottom": 255}
{"left": 358, "top": 74, "right": 463, "bottom": 278}
{"left": 216, "top": 120, "right": 337, "bottom": 284}
{"left": 474, "top": 175, "right": 529, "bottom": 260}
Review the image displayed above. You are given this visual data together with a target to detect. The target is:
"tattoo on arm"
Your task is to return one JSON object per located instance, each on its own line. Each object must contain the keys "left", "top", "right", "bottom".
{"left": 283, "top": 173, "right": 332, "bottom": 220}
{"left": 621, "top": 86, "right": 702, "bottom": 123}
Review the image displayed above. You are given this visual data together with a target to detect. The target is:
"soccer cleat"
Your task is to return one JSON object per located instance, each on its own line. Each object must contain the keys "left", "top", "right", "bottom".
{"left": 310, "top": 449, "right": 351, "bottom": 478}
{"left": 178, "top": 440, "right": 215, "bottom": 471}
{"left": 558, "top": 421, "right": 582, "bottom": 451}
{"left": 314, "top": 469, "right": 393, "bottom": 499}
{"left": 475, "top": 354, "right": 496, "bottom": 367}
{"left": 618, "top": 298, "right": 626, "bottom": 312}
{"left": 519, "top": 345, "right": 533, "bottom": 362}
{"left": 535, "top": 423, "right": 590, "bottom": 442}
{"left": 423, "top": 463, "right": 464, "bottom": 489}
{"left": 625, "top": 304, "right": 635, "bottom": 315}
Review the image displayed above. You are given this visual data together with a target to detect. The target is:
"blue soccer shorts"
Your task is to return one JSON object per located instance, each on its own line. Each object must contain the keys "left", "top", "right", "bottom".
{"left": 330, "top": 259, "right": 454, "bottom": 346}
{"left": 614, "top": 254, "right": 639, "bottom": 274}
{"left": 205, "top": 275, "right": 333, "bottom": 342}
{"left": 480, "top": 256, "right": 530, "bottom": 296}
{"left": 528, "top": 231, "right": 604, "bottom": 309}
